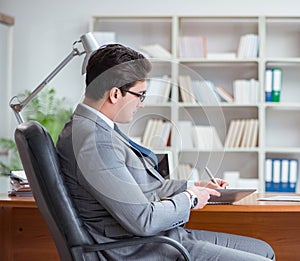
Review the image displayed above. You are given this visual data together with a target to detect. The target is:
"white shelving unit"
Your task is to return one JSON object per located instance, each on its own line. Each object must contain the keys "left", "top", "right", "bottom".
{"left": 90, "top": 15, "right": 300, "bottom": 192}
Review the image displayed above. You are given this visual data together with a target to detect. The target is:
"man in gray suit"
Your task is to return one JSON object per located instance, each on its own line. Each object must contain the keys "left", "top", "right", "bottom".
{"left": 56, "top": 44, "right": 275, "bottom": 260}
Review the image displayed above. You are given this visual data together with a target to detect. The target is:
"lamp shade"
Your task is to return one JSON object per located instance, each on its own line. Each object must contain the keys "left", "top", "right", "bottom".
{"left": 81, "top": 32, "right": 100, "bottom": 74}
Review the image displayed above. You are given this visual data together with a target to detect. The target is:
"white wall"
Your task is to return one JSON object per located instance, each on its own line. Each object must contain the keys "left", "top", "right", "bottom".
{"left": 1, "top": 0, "right": 300, "bottom": 136}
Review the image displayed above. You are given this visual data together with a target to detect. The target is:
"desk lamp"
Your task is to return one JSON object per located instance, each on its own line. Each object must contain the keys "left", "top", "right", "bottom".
{"left": 9, "top": 32, "right": 100, "bottom": 124}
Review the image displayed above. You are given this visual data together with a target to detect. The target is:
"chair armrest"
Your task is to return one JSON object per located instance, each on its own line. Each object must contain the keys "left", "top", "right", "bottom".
{"left": 72, "top": 235, "right": 191, "bottom": 261}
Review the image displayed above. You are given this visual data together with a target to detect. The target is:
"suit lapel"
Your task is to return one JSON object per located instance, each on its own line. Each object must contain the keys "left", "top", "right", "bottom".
{"left": 74, "top": 104, "right": 164, "bottom": 182}
{"left": 113, "top": 128, "right": 164, "bottom": 182}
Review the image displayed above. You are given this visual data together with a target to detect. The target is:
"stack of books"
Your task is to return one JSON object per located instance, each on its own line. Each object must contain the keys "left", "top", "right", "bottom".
{"left": 233, "top": 79, "right": 260, "bottom": 104}
{"left": 237, "top": 34, "right": 259, "bottom": 58}
{"left": 8, "top": 170, "right": 32, "bottom": 197}
{"left": 176, "top": 122, "right": 223, "bottom": 150}
{"left": 178, "top": 35, "right": 207, "bottom": 58}
{"left": 265, "top": 158, "right": 298, "bottom": 192}
{"left": 142, "top": 118, "right": 172, "bottom": 149}
{"left": 192, "top": 125, "right": 223, "bottom": 150}
{"left": 144, "top": 75, "right": 171, "bottom": 105}
{"left": 178, "top": 75, "right": 221, "bottom": 104}
{"left": 178, "top": 75, "right": 259, "bottom": 105}
{"left": 264, "top": 68, "right": 282, "bottom": 102}
{"left": 224, "top": 119, "right": 258, "bottom": 148}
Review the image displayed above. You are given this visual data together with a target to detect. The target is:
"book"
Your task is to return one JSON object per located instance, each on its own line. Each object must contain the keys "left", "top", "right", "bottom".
{"left": 272, "top": 68, "right": 282, "bottom": 102}
{"left": 265, "top": 158, "right": 273, "bottom": 192}
{"left": 178, "top": 75, "right": 196, "bottom": 103}
{"left": 233, "top": 119, "right": 245, "bottom": 147}
{"left": 244, "top": 119, "right": 255, "bottom": 148}
{"left": 272, "top": 159, "right": 281, "bottom": 191}
{"left": 142, "top": 118, "right": 155, "bottom": 147}
{"left": 215, "top": 86, "right": 234, "bottom": 103}
{"left": 289, "top": 159, "right": 298, "bottom": 192}
{"left": 240, "top": 119, "right": 250, "bottom": 148}
{"left": 224, "top": 120, "right": 237, "bottom": 148}
{"left": 139, "top": 44, "right": 172, "bottom": 59}
{"left": 281, "top": 159, "right": 289, "bottom": 192}
{"left": 264, "top": 68, "right": 273, "bottom": 102}
{"left": 249, "top": 119, "right": 258, "bottom": 147}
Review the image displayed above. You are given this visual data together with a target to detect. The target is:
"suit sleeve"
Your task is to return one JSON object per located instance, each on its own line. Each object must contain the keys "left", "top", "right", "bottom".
{"left": 156, "top": 178, "right": 187, "bottom": 198}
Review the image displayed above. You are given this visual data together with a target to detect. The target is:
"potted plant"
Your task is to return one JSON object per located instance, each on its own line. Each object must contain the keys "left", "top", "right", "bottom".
{"left": 0, "top": 88, "right": 72, "bottom": 176}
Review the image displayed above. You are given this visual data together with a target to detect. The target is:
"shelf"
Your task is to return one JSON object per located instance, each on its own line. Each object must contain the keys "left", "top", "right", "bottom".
{"left": 265, "top": 148, "right": 300, "bottom": 154}
{"left": 180, "top": 148, "right": 259, "bottom": 153}
{"left": 90, "top": 15, "right": 300, "bottom": 192}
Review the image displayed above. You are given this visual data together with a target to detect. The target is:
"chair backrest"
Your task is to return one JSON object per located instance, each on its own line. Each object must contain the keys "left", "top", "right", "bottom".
{"left": 14, "top": 121, "right": 98, "bottom": 261}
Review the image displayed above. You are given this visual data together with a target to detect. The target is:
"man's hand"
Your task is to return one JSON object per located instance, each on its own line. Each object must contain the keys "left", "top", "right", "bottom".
{"left": 187, "top": 186, "right": 221, "bottom": 209}
{"left": 195, "top": 178, "right": 228, "bottom": 189}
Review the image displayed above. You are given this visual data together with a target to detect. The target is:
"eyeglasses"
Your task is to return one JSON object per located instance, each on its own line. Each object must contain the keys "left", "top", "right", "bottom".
{"left": 120, "top": 89, "right": 146, "bottom": 102}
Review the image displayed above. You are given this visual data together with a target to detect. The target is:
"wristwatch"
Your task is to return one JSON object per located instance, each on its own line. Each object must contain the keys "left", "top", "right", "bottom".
{"left": 185, "top": 189, "right": 198, "bottom": 209}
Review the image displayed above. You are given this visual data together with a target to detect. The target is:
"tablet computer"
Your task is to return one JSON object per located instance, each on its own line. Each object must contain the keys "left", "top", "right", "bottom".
{"left": 208, "top": 189, "right": 256, "bottom": 204}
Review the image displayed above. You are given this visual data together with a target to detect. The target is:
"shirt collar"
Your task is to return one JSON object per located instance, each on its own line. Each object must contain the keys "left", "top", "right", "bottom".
{"left": 80, "top": 103, "right": 114, "bottom": 129}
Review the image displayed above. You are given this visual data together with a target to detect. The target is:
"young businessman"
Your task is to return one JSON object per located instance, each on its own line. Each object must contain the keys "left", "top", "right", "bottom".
{"left": 56, "top": 44, "right": 275, "bottom": 260}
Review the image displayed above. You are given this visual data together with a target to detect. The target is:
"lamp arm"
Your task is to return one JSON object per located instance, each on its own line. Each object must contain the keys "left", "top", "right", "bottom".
{"left": 10, "top": 48, "right": 81, "bottom": 124}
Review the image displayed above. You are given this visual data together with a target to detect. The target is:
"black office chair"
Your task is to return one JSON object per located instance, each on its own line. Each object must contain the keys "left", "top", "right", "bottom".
{"left": 14, "top": 121, "right": 191, "bottom": 261}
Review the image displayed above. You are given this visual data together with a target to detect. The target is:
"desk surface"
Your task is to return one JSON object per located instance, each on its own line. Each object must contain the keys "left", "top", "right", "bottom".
{"left": 0, "top": 193, "right": 37, "bottom": 208}
{"left": 2, "top": 192, "right": 300, "bottom": 211}
{"left": 199, "top": 192, "right": 300, "bottom": 212}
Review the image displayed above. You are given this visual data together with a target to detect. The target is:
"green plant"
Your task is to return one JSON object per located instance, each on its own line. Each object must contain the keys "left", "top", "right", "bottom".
{"left": 0, "top": 88, "right": 72, "bottom": 174}
{"left": 0, "top": 138, "right": 21, "bottom": 175}
{"left": 23, "top": 88, "right": 73, "bottom": 144}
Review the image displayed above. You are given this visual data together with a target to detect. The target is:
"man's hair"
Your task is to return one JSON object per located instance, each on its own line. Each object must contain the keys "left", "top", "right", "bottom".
{"left": 85, "top": 44, "right": 152, "bottom": 100}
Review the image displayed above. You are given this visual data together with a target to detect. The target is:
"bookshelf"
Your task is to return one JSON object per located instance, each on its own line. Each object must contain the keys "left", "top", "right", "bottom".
{"left": 90, "top": 15, "right": 300, "bottom": 192}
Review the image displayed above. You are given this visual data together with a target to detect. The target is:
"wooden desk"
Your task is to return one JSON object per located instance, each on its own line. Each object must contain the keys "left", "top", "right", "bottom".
{"left": 0, "top": 194, "right": 59, "bottom": 261}
{"left": 1, "top": 193, "right": 300, "bottom": 261}
{"left": 185, "top": 193, "right": 300, "bottom": 261}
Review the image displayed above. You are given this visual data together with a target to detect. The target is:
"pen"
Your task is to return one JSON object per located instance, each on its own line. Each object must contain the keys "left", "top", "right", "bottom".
{"left": 204, "top": 167, "right": 222, "bottom": 188}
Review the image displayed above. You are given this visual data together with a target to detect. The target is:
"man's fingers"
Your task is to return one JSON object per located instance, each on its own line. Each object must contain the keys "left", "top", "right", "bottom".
{"left": 207, "top": 188, "right": 221, "bottom": 197}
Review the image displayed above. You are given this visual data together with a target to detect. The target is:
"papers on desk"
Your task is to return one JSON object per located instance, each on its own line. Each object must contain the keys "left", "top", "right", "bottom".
{"left": 8, "top": 170, "right": 32, "bottom": 197}
{"left": 258, "top": 195, "right": 300, "bottom": 202}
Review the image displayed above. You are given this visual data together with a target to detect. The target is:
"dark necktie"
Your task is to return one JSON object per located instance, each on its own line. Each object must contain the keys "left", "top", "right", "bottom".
{"left": 114, "top": 124, "right": 158, "bottom": 170}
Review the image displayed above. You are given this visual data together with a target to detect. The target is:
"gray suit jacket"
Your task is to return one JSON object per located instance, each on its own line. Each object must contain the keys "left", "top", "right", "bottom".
{"left": 56, "top": 104, "right": 191, "bottom": 260}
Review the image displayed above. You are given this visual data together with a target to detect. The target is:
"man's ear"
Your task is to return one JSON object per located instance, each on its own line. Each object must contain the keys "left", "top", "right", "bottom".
{"left": 109, "top": 87, "right": 119, "bottom": 104}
